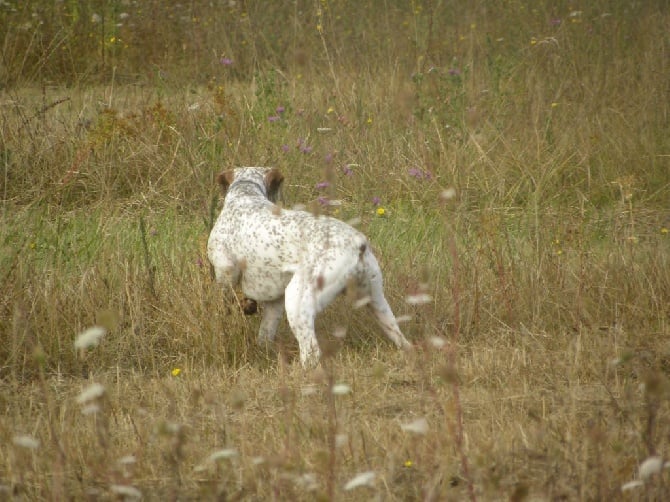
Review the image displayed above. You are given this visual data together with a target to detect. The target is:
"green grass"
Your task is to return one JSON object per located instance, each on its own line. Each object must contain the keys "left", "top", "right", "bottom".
{"left": 1, "top": 0, "right": 670, "bottom": 499}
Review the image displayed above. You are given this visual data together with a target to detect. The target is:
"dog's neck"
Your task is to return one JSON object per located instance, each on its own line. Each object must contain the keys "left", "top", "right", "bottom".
{"left": 228, "top": 179, "right": 268, "bottom": 200}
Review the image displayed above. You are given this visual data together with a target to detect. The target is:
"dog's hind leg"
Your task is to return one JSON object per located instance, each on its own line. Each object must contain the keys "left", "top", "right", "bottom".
{"left": 364, "top": 253, "right": 412, "bottom": 350}
{"left": 284, "top": 273, "right": 321, "bottom": 367}
{"left": 257, "top": 298, "right": 284, "bottom": 345}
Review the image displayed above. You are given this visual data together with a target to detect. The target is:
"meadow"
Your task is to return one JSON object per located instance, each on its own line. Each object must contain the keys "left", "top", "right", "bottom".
{"left": 1, "top": 0, "right": 669, "bottom": 499}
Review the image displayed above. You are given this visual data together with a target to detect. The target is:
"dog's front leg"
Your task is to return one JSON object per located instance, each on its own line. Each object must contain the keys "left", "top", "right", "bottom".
{"left": 258, "top": 298, "right": 284, "bottom": 345}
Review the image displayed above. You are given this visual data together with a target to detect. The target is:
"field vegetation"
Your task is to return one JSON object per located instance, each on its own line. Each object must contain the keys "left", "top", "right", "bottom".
{"left": 1, "top": 0, "right": 669, "bottom": 499}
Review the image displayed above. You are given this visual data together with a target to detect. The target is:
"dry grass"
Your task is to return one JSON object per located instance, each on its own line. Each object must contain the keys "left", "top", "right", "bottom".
{"left": 1, "top": 0, "right": 670, "bottom": 499}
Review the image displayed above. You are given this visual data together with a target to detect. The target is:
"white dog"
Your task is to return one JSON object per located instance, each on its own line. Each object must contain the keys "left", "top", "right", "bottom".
{"left": 207, "top": 167, "right": 411, "bottom": 366}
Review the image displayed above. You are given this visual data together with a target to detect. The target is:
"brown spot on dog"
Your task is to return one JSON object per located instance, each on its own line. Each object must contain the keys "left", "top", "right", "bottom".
{"left": 241, "top": 297, "right": 258, "bottom": 315}
{"left": 217, "top": 170, "right": 236, "bottom": 193}
{"left": 264, "top": 168, "right": 284, "bottom": 202}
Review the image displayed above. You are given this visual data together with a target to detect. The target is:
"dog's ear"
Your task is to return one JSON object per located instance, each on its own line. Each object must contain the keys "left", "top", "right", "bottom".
{"left": 265, "top": 168, "right": 284, "bottom": 202}
{"left": 216, "top": 170, "right": 235, "bottom": 193}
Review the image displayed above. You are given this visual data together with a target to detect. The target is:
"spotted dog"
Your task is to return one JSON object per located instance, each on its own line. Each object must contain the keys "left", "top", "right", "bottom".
{"left": 207, "top": 167, "right": 412, "bottom": 366}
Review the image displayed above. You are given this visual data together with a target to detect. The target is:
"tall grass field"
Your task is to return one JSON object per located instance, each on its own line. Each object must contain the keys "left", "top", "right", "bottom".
{"left": 1, "top": 1, "right": 669, "bottom": 499}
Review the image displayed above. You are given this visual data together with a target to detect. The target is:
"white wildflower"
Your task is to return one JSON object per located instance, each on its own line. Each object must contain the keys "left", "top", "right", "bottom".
{"left": 639, "top": 456, "right": 664, "bottom": 480}
{"left": 331, "top": 383, "right": 351, "bottom": 395}
{"left": 405, "top": 293, "right": 432, "bottom": 305}
{"left": 400, "top": 417, "right": 429, "bottom": 435}
{"left": 109, "top": 484, "right": 141, "bottom": 500}
{"left": 293, "top": 473, "right": 318, "bottom": 491}
{"left": 344, "top": 471, "right": 376, "bottom": 490}
{"left": 208, "top": 448, "right": 238, "bottom": 462}
{"left": 429, "top": 336, "right": 447, "bottom": 349}
{"left": 621, "top": 480, "right": 644, "bottom": 492}
{"left": 301, "top": 384, "right": 319, "bottom": 396}
{"left": 440, "top": 187, "right": 456, "bottom": 201}
{"left": 12, "top": 435, "right": 39, "bottom": 450}
{"left": 74, "top": 326, "right": 107, "bottom": 349}
{"left": 118, "top": 455, "right": 137, "bottom": 465}
{"left": 335, "top": 434, "right": 348, "bottom": 448}
{"left": 81, "top": 403, "right": 101, "bottom": 415}
{"left": 76, "top": 383, "right": 105, "bottom": 404}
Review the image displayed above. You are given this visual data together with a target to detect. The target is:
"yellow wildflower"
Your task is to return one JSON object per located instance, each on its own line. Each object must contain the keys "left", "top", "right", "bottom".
{"left": 376, "top": 207, "right": 386, "bottom": 216}
{"left": 171, "top": 368, "right": 182, "bottom": 377}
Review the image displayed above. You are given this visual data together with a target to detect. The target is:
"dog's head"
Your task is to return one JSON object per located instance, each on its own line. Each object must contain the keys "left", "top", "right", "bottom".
{"left": 216, "top": 167, "right": 284, "bottom": 202}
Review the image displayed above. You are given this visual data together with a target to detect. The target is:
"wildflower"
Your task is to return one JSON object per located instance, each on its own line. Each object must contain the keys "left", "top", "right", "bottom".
{"left": 428, "top": 336, "right": 447, "bottom": 349}
{"left": 317, "top": 196, "right": 330, "bottom": 206}
{"left": 371, "top": 196, "right": 381, "bottom": 206}
{"left": 276, "top": 105, "right": 285, "bottom": 114}
{"left": 77, "top": 383, "right": 105, "bottom": 404}
{"left": 404, "top": 460, "right": 414, "bottom": 468}
{"left": 74, "top": 326, "right": 107, "bottom": 350}
{"left": 118, "top": 455, "right": 137, "bottom": 465}
{"left": 342, "top": 165, "right": 354, "bottom": 176}
{"left": 400, "top": 417, "right": 429, "bottom": 435}
{"left": 208, "top": 448, "right": 238, "bottom": 461}
{"left": 12, "top": 435, "right": 40, "bottom": 450}
{"left": 327, "top": 106, "right": 335, "bottom": 114}
{"left": 332, "top": 383, "right": 351, "bottom": 395}
{"left": 551, "top": 102, "right": 559, "bottom": 108}
{"left": 281, "top": 144, "right": 290, "bottom": 153}
{"left": 91, "top": 13, "right": 102, "bottom": 23}
{"left": 405, "top": 293, "right": 432, "bottom": 305}
{"left": 110, "top": 485, "right": 142, "bottom": 500}
{"left": 639, "top": 456, "right": 666, "bottom": 480}
{"left": 550, "top": 18, "right": 561, "bottom": 26}
{"left": 448, "top": 67, "right": 461, "bottom": 76}
{"left": 324, "top": 152, "right": 333, "bottom": 163}
{"left": 439, "top": 188, "right": 456, "bottom": 201}
{"left": 408, "top": 167, "right": 431, "bottom": 180}
{"left": 268, "top": 115, "right": 280, "bottom": 122}
{"left": 171, "top": 368, "right": 182, "bottom": 377}
{"left": 366, "top": 117, "right": 373, "bottom": 125}
{"left": 344, "top": 471, "right": 376, "bottom": 490}
{"left": 220, "top": 57, "right": 233, "bottom": 66}
{"left": 621, "top": 480, "right": 644, "bottom": 492}
{"left": 376, "top": 207, "right": 386, "bottom": 216}
{"left": 315, "top": 181, "right": 330, "bottom": 190}
{"left": 661, "top": 227, "right": 668, "bottom": 234}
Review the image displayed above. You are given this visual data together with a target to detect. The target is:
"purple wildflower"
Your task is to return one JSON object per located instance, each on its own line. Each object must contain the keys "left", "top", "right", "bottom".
{"left": 409, "top": 167, "right": 432, "bottom": 180}
{"left": 317, "top": 196, "right": 330, "bottom": 206}
{"left": 342, "top": 165, "right": 354, "bottom": 176}
{"left": 268, "top": 115, "right": 280, "bottom": 122}
{"left": 220, "top": 57, "right": 233, "bottom": 66}
{"left": 281, "top": 144, "right": 290, "bottom": 153}
{"left": 300, "top": 145, "right": 312, "bottom": 154}
{"left": 448, "top": 67, "right": 461, "bottom": 76}
{"left": 325, "top": 152, "right": 333, "bottom": 164}
{"left": 315, "top": 181, "right": 330, "bottom": 190}
{"left": 372, "top": 196, "right": 381, "bottom": 206}
{"left": 276, "top": 106, "right": 285, "bottom": 114}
